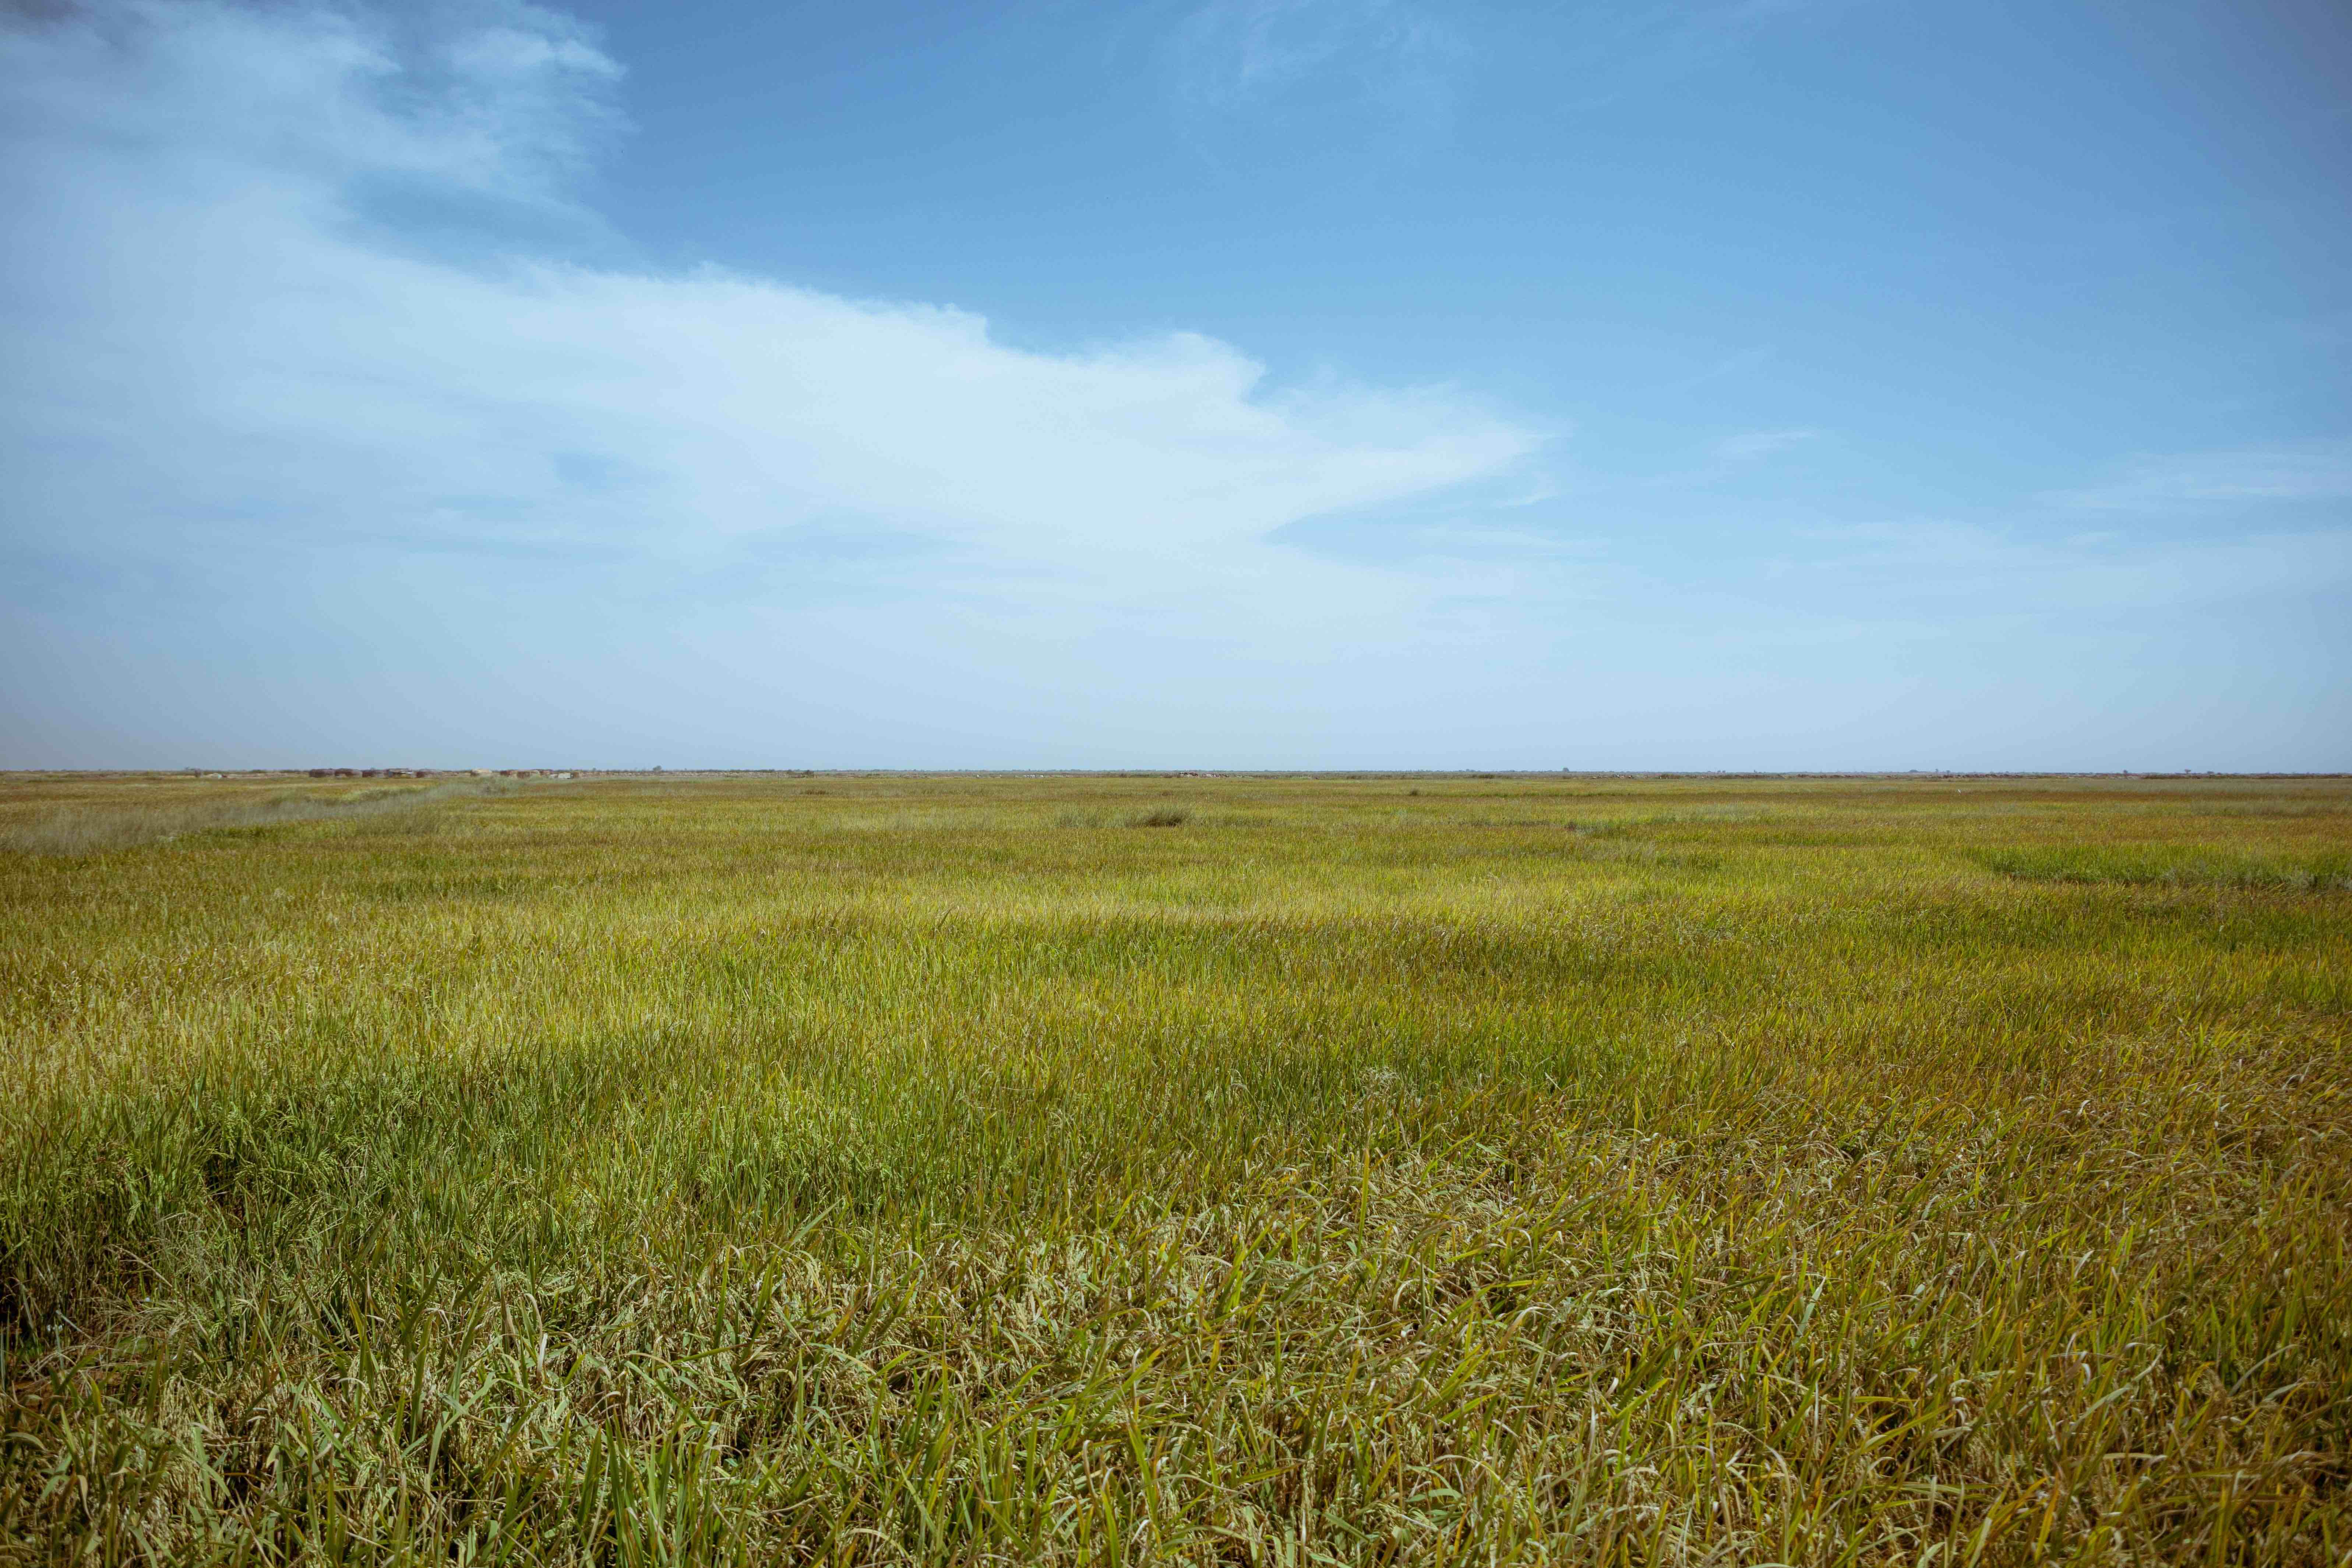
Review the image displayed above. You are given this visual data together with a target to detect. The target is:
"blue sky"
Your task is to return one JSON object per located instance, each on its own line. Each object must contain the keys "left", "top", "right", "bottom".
{"left": 2, "top": 0, "right": 2346, "bottom": 768}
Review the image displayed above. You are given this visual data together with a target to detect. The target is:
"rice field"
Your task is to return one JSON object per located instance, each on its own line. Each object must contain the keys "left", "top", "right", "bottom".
{"left": 1, "top": 770, "right": 2346, "bottom": 1564}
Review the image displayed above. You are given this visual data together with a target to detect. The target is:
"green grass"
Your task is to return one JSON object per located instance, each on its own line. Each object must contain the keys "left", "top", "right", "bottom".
{"left": 1, "top": 772, "right": 2347, "bottom": 1564}
{"left": 1977, "top": 843, "right": 2352, "bottom": 893}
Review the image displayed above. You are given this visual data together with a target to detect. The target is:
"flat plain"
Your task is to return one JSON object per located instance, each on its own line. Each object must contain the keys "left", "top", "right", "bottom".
{"left": 1, "top": 771, "right": 2347, "bottom": 1565}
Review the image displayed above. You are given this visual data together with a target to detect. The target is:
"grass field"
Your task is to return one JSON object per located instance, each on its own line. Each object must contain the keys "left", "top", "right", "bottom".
{"left": 1, "top": 771, "right": 2347, "bottom": 1565}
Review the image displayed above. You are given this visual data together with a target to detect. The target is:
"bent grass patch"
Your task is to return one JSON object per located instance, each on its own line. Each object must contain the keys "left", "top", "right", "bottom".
{"left": 0, "top": 779, "right": 514, "bottom": 856}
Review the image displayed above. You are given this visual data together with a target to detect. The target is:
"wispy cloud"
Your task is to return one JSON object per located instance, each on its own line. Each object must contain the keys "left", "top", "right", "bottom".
{"left": 2041, "top": 443, "right": 2352, "bottom": 512}
{"left": 1167, "top": 0, "right": 1469, "bottom": 167}
{"left": 1785, "top": 519, "right": 2352, "bottom": 618}
{"left": 1647, "top": 344, "right": 1776, "bottom": 397}
{"left": 1175, "top": 0, "right": 1463, "bottom": 104}
{"left": 1714, "top": 428, "right": 1820, "bottom": 462}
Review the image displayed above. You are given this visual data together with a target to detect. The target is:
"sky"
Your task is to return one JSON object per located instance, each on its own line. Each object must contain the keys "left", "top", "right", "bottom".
{"left": 1, "top": 0, "right": 2346, "bottom": 770}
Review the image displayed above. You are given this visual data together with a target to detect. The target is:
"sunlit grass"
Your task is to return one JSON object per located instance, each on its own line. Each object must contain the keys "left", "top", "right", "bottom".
{"left": 1978, "top": 843, "right": 2352, "bottom": 892}
{"left": 1, "top": 772, "right": 2346, "bottom": 1563}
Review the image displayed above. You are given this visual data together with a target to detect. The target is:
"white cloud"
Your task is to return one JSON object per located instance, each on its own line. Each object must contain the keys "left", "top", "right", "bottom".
{"left": 0, "top": 0, "right": 1539, "bottom": 662}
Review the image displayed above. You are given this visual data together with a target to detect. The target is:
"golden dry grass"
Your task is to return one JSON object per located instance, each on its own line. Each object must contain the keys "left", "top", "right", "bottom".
{"left": 1, "top": 771, "right": 2346, "bottom": 1564}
